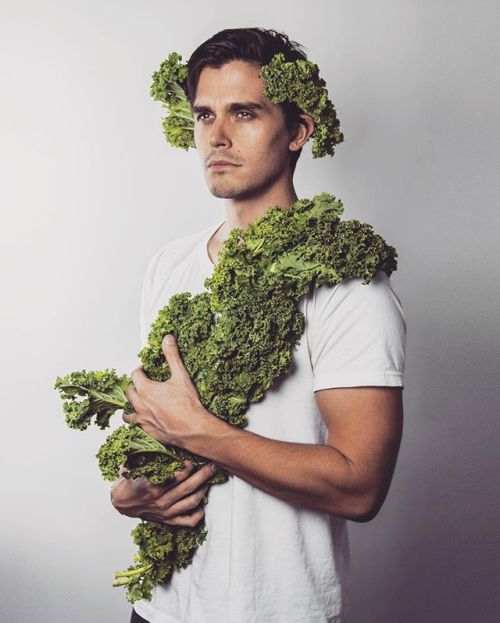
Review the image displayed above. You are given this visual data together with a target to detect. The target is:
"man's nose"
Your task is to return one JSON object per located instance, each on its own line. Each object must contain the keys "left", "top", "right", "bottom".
{"left": 209, "top": 116, "right": 231, "bottom": 148}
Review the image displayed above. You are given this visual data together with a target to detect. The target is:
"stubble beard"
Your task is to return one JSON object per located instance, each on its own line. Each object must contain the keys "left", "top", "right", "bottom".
{"left": 207, "top": 164, "right": 284, "bottom": 201}
{"left": 208, "top": 178, "right": 242, "bottom": 199}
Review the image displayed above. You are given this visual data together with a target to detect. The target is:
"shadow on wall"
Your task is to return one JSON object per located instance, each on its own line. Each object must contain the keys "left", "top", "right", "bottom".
{"left": 346, "top": 320, "right": 499, "bottom": 623}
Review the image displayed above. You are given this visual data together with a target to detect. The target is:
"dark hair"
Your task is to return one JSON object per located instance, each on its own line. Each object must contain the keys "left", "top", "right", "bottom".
{"left": 185, "top": 27, "right": 309, "bottom": 174}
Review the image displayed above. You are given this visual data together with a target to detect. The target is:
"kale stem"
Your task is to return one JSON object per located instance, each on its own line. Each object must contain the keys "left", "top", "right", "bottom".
{"left": 113, "top": 577, "right": 131, "bottom": 587}
{"left": 169, "top": 109, "right": 194, "bottom": 122}
{"left": 170, "top": 125, "right": 194, "bottom": 131}
{"left": 113, "top": 564, "right": 153, "bottom": 583}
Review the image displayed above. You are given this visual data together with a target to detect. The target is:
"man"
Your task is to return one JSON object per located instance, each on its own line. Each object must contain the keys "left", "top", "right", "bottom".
{"left": 111, "top": 27, "right": 406, "bottom": 623}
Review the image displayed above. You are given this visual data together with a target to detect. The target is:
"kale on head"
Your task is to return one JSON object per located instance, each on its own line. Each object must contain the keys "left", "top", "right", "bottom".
{"left": 149, "top": 51, "right": 343, "bottom": 158}
{"left": 259, "top": 52, "right": 343, "bottom": 158}
{"left": 150, "top": 52, "right": 195, "bottom": 151}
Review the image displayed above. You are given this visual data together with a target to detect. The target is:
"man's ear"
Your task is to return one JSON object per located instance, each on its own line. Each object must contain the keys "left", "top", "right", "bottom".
{"left": 288, "top": 113, "right": 315, "bottom": 152}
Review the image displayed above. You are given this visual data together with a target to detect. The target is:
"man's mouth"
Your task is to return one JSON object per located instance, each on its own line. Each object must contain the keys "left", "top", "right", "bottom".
{"left": 209, "top": 163, "right": 237, "bottom": 169}
{"left": 208, "top": 159, "right": 240, "bottom": 168}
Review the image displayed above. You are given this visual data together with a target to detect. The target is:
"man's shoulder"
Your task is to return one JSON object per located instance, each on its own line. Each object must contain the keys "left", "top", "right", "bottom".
{"left": 303, "top": 271, "right": 406, "bottom": 331}
{"left": 310, "top": 271, "right": 401, "bottom": 307}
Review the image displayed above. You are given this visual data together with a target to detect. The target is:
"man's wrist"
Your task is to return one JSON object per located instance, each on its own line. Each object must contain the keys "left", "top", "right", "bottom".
{"left": 178, "top": 405, "right": 232, "bottom": 455}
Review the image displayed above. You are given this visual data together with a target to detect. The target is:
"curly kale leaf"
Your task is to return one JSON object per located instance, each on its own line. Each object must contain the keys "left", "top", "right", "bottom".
{"left": 113, "top": 519, "right": 209, "bottom": 603}
{"left": 259, "top": 52, "right": 344, "bottom": 158}
{"left": 97, "top": 423, "right": 184, "bottom": 483}
{"left": 150, "top": 52, "right": 195, "bottom": 151}
{"left": 54, "top": 369, "right": 132, "bottom": 430}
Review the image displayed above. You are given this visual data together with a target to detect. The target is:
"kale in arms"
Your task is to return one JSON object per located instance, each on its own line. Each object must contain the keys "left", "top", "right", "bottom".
{"left": 54, "top": 192, "right": 397, "bottom": 603}
{"left": 54, "top": 367, "right": 228, "bottom": 603}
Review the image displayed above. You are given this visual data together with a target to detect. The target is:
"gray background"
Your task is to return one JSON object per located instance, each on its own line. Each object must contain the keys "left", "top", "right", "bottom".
{"left": 1, "top": 1, "right": 498, "bottom": 621}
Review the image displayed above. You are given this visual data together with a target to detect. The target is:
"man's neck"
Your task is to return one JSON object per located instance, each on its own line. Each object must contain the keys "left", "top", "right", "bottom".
{"left": 207, "top": 181, "right": 299, "bottom": 267}
{"left": 220, "top": 186, "right": 298, "bottom": 238}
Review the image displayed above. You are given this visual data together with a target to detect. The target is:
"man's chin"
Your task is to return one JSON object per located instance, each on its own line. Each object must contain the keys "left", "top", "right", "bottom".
{"left": 208, "top": 183, "right": 242, "bottom": 199}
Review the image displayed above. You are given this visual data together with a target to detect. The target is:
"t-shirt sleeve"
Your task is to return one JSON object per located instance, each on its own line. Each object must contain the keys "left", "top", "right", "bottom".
{"left": 308, "top": 271, "right": 407, "bottom": 391}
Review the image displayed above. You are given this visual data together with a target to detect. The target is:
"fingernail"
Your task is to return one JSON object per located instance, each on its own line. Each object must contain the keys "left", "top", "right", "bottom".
{"left": 210, "top": 463, "right": 217, "bottom": 473}
{"left": 164, "top": 334, "right": 175, "bottom": 345}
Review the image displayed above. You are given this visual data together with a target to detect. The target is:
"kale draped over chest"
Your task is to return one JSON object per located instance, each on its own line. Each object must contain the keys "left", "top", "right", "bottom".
{"left": 55, "top": 191, "right": 397, "bottom": 603}
{"left": 141, "top": 192, "right": 397, "bottom": 428}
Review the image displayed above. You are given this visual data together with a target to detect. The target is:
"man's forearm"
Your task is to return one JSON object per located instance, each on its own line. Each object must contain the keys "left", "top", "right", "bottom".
{"left": 183, "top": 410, "right": 369, "bottom": 521}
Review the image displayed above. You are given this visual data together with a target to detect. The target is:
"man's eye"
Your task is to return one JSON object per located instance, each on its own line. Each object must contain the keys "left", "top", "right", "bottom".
{"left": 195, "top": 111, "right": 253, "bottom": 121}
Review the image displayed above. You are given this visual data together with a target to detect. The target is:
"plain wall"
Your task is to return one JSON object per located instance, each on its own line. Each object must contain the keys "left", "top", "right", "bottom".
{"left": 1, "top": 1, "right": 498, "bottom": 621}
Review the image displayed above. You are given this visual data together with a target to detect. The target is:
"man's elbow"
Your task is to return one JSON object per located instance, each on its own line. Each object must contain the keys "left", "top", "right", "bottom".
{"left": 330, "top": 488, "right": 386, "bottom": 523}
{"left": 347, "top": 489, "right": 387, "bottom": 523}
{"left": 349, "top": 502, "right": 380, "bottom": 523}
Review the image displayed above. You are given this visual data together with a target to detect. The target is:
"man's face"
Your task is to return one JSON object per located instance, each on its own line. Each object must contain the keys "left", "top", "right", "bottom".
{"left": 192, "top": 59, "right": 294, "bottom": 200}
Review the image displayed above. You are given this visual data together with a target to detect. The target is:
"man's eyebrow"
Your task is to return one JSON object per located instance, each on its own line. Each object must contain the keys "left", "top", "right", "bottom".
{"left": 192, "top": 101, "right": 266, "bottom": 114}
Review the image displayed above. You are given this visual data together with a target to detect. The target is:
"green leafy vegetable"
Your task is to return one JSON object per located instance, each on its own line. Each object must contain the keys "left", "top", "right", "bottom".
{"left": 149, "top": 51, "right": 343, "bottom": 158}
{"left": 54, "top": 369, "right": 132, "bottom": 430}
{"left": 55, "top": 192, "right": 397, "bottom": 602}
{"left": 150, "top": 51, "right": 195, "bottom": 151}
{"left": 259, "top": 52, "right": 343, "bottom": 158}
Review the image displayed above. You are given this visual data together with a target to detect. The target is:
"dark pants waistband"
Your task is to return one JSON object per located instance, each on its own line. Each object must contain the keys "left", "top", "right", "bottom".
{"left": 130, "top": 609, "right": 149, "bottom": 623}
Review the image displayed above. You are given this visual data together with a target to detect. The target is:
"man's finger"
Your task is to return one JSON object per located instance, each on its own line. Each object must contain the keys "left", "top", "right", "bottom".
{"left": 130, "top": 366, "right": 150, "bottom": 392}
{"left": 171, "top": 460, "right": 195, "bottom": 482}
{"left": 122, "top": 410, "right": 138, "bottom": 424}
{"left": 180, "top": 463, "right": 216, "bottom": 492}
{"left": 125, "top": 384, "right": 142, "bottom": 411}
{"left": 162, "top": 334, "right": 186, "bottom": 378}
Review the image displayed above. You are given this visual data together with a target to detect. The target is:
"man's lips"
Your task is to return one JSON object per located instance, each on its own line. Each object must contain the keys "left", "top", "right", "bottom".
{"left": 208, "top": 160, "right": 240, "bottom": 168}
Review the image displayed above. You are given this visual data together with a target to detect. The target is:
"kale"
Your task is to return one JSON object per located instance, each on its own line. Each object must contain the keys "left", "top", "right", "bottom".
{"left": 259, "top": 52, "right": 344, "bottom": 158}
{"left": 55, "top": 192, "right": 397, "bottom": 602}
{"left": 54, "top": 369, "right": 132, "bottom": 430}
{"left": 149, "top": 51, "right": 344, "bottom": 158}
{"left": 150, "top": 51, "right": 195, "bottom": 151}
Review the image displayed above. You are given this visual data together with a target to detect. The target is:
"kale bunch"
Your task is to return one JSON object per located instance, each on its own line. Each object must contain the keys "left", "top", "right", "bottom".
{"left": 55, "top": 192, "right": 397, "bottom": 602}
{"left": 259, "top": 52, "right": 344, "bottom": 158}
{"left": 55, "top": 368, "right": 227, "bottom": 601}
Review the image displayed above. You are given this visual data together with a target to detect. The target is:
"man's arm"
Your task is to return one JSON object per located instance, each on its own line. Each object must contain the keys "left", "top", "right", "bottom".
{"left": 184, "top": 386, "right": 403, "bottom": 522}
{"left": 124, "top": 336, "right": 404, "bottom": 523}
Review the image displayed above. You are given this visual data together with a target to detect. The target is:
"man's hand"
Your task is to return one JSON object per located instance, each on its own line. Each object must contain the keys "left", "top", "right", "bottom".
{"left": 110, "top": 460, "right": 215, "bottom": 528}
{"left": 122, "top": 334, "right": 217, "bottom": 448}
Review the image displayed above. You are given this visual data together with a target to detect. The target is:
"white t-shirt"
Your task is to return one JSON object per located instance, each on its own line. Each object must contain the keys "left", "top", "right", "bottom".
{"left": 133, "top": 219, "right": 407, "bottom": 623}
